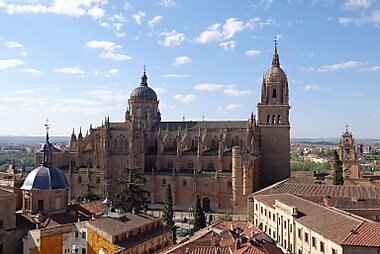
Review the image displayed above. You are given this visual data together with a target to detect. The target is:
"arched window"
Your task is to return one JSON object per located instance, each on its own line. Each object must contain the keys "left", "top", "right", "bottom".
{"left": 78, "top": 176, "right": 82, "bottom": 183}
{"left": 167, "top": 161, "right": 174, "bottom": 169}
{"left": 182, "top": 179, "right": 187, "bottom": 188}
{"left": 267, "top": 115, "right": 271, "bottom": 124}
{"left": 272, "top": 89, "right": 277, "bottom": 98}
{"left": 187, "top": 161, "right": 193, "bottom": 170}
{"left": 70, "top": 159, "right": 76, "bottom": 168}
{"left": 191, "top": 139, "right": 195, "bottom": 147}
{"left": 162, "top": 179, "right": 167, "bottom": 187}
{"left": 272, "top": 115, "right": 276, "bottom": 125}
{"left": 96, "top": 177, "right": 101, "bottom": 184}
{"left": 208, "top": 161, "right": 214, "bottom": 170}
{"left": 278, "top": 115, "right": 281, "bottom": 124}
{"left": 228, "top": 180, "right": 232, "bottom": 188}
{"left": 87, "top": 158, "right": 93, "bottom": 168}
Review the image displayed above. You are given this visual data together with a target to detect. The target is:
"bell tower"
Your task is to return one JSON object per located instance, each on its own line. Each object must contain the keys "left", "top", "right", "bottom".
{"left": 257, "top": 38, "right": 291, "bottom": 188}
{"left": 339, "top": 126, "right": 361, "bottom": 179}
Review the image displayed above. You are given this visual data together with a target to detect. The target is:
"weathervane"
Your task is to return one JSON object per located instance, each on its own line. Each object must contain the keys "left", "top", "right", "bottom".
{"left": 45, "top": 118, "right": 50, "bottom": 141}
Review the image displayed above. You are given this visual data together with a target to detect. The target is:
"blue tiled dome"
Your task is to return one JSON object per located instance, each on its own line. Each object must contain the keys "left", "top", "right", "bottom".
{"left": 21, "top": 165, "right": 69, "bottom": 190}
{"left": 130, "top": 71, "right": 157, "bottom": 100}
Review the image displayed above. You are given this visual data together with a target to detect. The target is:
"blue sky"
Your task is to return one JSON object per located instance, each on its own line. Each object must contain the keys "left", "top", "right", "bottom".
{"left": 0, "top": 0, "right": 379, "bottom": 138}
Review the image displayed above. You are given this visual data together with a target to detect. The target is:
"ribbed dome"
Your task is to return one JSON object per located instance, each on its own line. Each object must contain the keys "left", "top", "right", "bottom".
{"left": 264, "top": 66, "right": 287, "bottom": 83}
{"left": 130, "top": 86, "right": 157, "bottom": 100}
{"left": 21, "top": 165, "right": 69, "bottom": 190}
{"left": 130, "top": 70, "right": 157, "bottom": 100}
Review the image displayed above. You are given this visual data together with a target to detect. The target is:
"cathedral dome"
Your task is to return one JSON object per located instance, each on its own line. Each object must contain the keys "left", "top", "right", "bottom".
{"left": 264, "top": 39, "right": 287, "bottom": 84}
{"left": 264, "top": 65, "right": 287, "bottom": 83}
{"left": 130, "top": 70, "right": 157, "bottom": 101}
{"left": 21, "top": 165, "right": 69, "bottom": 190}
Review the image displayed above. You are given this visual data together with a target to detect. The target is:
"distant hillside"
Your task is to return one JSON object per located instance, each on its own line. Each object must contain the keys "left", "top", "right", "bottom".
{"left": 0, "top": 136, "right": 70, "bottom": 145}
{"left": 292, "top": 138, "right": 380, "bottom": 146}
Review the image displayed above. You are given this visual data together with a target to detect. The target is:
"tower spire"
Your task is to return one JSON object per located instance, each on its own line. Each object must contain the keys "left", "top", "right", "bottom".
{"left": 272, "top": 36, "right": 280, "bottom": 67}
{"left": 141, "top": 65, "right": 148, "bottom": 86}
{"left": 44, "top": 118, "right": 50, "bottom": 142}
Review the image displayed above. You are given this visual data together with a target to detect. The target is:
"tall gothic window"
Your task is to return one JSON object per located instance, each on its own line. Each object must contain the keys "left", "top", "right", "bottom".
{"left": 278, "top": 115, "right": 282, "bottom": 124}
{"left": 272, "top": 115, "right": 276, "bottom": 125}
{"left": 267, "top": 115, "right": 271, "bottom": 124}
{"left": 208, "top": 161, "right": 214, "bottom": 170}
{"left": 272, "top": 89, "right": 277, "bottom": 98}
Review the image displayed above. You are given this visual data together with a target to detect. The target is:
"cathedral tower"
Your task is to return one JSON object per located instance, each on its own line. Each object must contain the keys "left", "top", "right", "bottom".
{"left": 257, "top": 39, "right": 291, "bottom": 188}
{"left": 126, "top": 68, "right": 160, "bottom": 129}
{"left": 339, "top": 126, "right": 361, "bottom": 179}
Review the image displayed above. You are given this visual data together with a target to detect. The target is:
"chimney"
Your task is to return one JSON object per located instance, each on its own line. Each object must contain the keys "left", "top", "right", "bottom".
{"left": 323, "top": 195, "right": 331, "bottom": 207}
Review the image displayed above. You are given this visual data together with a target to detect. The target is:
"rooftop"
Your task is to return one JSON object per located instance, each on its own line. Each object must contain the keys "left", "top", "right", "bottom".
{"left": 254, "top": 194, "right": 380, "bottom": 246}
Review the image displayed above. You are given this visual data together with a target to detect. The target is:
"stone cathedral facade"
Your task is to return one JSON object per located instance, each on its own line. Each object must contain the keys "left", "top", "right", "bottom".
{"left": 43, "top": 43, "right": 290, "bottom": 213}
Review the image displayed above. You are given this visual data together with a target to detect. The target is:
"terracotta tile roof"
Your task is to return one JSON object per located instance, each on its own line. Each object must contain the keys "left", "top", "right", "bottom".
{"left": 255, "top": 194, "right": 364, "bottom": 244}
{"left": 302, "top": 195, "right": 380, "bottom": 210}
{"left": 160, "top": 221, "right": 283, "bottom": 254}
{"left": 70, "top": 200, "right": 104, "bottom": 217}
{"left": 87, "top": 213, "right": 156, "bottom": 238}
{"left": 342, "top": 222, "right": 380, "bottom": 247}
{"left": 251, "top": 177, "right": 380, "bottom": 200}
{"left": 40, "top": 212, "right": 78, "bottom": 228}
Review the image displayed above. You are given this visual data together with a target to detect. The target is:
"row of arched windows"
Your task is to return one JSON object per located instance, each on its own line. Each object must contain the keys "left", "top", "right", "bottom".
{"left": 113, "top": 136, "right": 128, "bottom": 152}
{"left": 267, "top": 115, "right": 282, "bottom": 125}
{"left": 164, "top": 160, "right": 215, "bottom": 170}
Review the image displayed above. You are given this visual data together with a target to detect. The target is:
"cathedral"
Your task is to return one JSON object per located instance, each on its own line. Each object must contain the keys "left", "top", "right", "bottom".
{"left": 43, "top": 42, "right": 291, "bottom": 213}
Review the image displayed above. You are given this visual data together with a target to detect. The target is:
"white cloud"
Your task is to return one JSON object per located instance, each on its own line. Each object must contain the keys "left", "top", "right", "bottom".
{"left": 124, "top": 2, "right": 130, "bottom": 11}
{"left": 306, "top": 61, "right": 366, "bottom": 72}
{"left": 100, "top": 51, "right": 131, "bottom": 61}
{"left": 113, "top": 23, "right": 123, "bottom": 31}
{"left": 86, "top": 40, "right": 131, "bottom": 61}
{"left": 132, "top": 11, "right": 146, "bottom": 25}
{"left": 5, "top": 41, "right": 24, "bottom": 49}
{"left": 115, "top": 32, "right": 126, "bottom": 38}
{"left": 86, "top": 86, "right": 126, "bottom": 102}
{"left": 172, "top": 56, "right": 191, "bottom": 66}
{"left": 344, "top": 0, "right": 373, "bottom": 10}
{"left": 194, "top": 83, "right": 233, "bottom": 91}
{"left": 159, "top": 30, "right": 185, "bottom": 47}
{"left": 223, "top": 18, "right": 245, "bottom": 39}
{"left": 88, "top": 6, "right": 105, "bottom": 20}
{"left": 225, "top": 104, "right": 242, "bottom": 111}
{"left": 21, "top": 68, "right": 42, "bottom": 76}
{"left": 0, "top": 58, "right": 25, "bottom": 69}
{"left": 110, "top": 13, "right": 126, "bottom": 23}
{"left": 160, "top": 0, "right": 176, "bottom": 8}
{"left": 163, "top": 74, "right": 189, "bottom": 78}
{"left": 195, "top": 23, "right": 222, "bottom": 44}
{"left": 100, "top": 22, "right": 109, "bottom": 28}
{"left": 55, "top": 66, "right": 85, "bottom": 75}
{"left": 303, "top": 85, "right": 321, "bottom": 91}
{"left": 173, "top": 94, "right": 196, "bottom": 103}
{"left": 223, "top": 88, "right": 252, "bottom": 96}
{"left": 15, "top": 89, "right": 35, "bottom": 94}
{"left": 86, "top": 40, "right": 119, "bottom": 51}
{"left": 339, "top": 17, "right": 354, "bottom": 24}
{"left": 363, "top": 66, "right": 380, "bottom": 72}
{"left": 245, "top": 49, "right": 261, "bottom": 57}
{"left": 219, "top": 40, "right": 236, "bottom": 51}
{"left": 148, "top": 15, "right": 163, "bottom": 27}
{"left": 104, "top": 68, "right": 119, "bottom": 76}
{"left": 2, "top": 0, "right": 109, "bottom": 19}
{"left": 218, "top": 104, "right": 243, "bottom": 114}
{"left": 195, "top": 17, "right": 274, "bottom": 44}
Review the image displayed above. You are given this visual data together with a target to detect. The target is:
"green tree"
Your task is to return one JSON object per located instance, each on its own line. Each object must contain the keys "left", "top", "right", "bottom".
{"left": 192, "top": 195, "right": 206, "bottom": 232}
{"left": 162, "top": 184, "right": 177, "bottom": 244}
{"left": 332, "top": 150, "right": 344, "bottom": 185}
{"left": 114, "top": 169, "right": 149, "bottom": 213}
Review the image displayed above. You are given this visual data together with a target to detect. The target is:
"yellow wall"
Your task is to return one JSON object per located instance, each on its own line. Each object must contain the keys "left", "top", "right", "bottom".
{"left": 29, "top": 233, "right": 63, "bottom": 254}
{"left": 87, "top": 228, "right": 120, "bottom": 254}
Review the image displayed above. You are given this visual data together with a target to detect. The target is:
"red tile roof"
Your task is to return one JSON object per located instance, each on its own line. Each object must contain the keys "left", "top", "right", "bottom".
{"left": 342, "top": 222, "right": 380, "bottom": 247}
{"left": 160, "top": 221, "right": 283, "bottom": 254}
